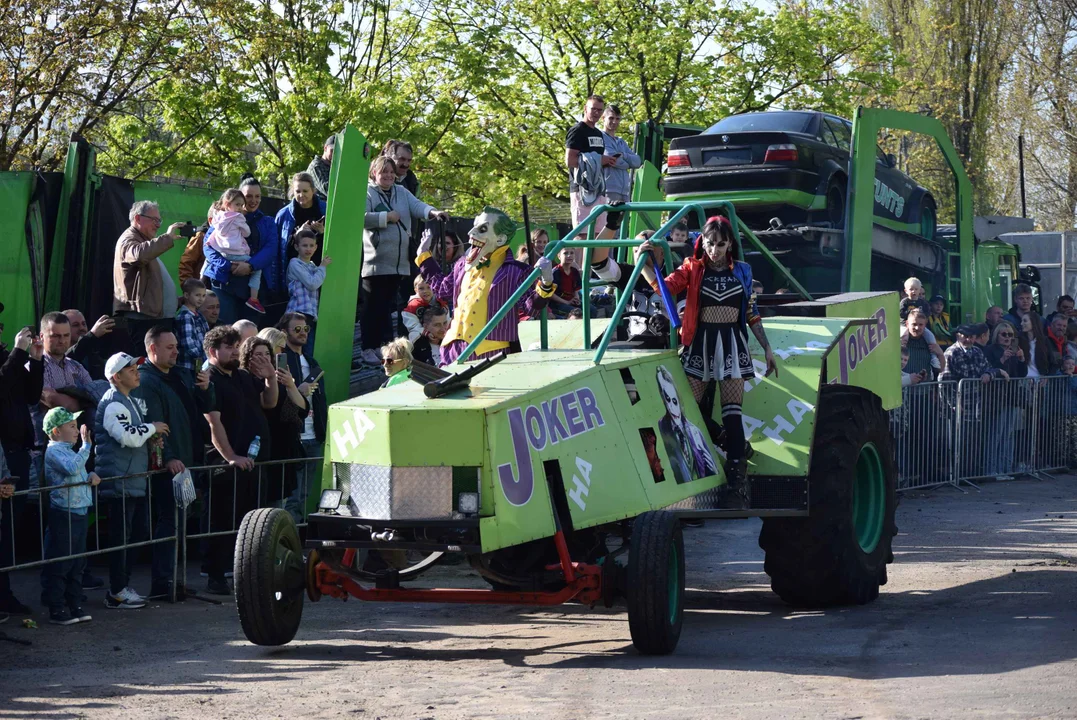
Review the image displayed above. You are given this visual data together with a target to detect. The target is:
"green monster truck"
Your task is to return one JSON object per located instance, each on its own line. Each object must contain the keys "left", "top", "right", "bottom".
{"left": 233, "top": 195, "right": 901, "bottom": 656}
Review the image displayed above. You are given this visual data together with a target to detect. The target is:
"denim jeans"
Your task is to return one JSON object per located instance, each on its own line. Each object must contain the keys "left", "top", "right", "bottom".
{"left": 105, "top": 496, "right": 150, "bottom": 595}
{"left": 986, "top": 407, "right": 1018, "bottom": 476}
{"left": 40, "top": 506, "right": 87, "bottom": 612}
{"left": 285, "top": 438, "right": 323, "bottom": 523}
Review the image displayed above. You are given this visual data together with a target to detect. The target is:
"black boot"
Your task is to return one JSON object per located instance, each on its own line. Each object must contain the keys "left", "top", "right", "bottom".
{"left": 704, "top": 416, "right": 726, "bottom": 448}
{"left": 720, "top": 458, "right": 750, "bottom": 509}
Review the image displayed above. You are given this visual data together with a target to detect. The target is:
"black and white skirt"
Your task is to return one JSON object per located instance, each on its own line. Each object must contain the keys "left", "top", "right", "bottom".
{"left": 681, "top": 322, "right": 754, "bottom": 381}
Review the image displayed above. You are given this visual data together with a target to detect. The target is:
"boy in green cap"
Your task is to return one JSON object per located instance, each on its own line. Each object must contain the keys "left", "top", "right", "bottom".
{"left": 41, "top": 407, "right": 100, "bottom": 625}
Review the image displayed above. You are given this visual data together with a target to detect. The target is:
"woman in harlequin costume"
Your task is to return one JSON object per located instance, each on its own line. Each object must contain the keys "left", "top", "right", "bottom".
{"left": 416, "top": 207, "right": 555, "bottom": 365}
{"left": 634, "top": 215, "right": 778, "bottom": 506}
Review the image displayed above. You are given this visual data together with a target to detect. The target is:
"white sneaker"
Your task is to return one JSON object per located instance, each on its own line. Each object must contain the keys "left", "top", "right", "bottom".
{"left": 120, "top": 587, "right": 146, "bottom": 603}
{"left": 361, "top": 348, "right": 382, "bottom": 366}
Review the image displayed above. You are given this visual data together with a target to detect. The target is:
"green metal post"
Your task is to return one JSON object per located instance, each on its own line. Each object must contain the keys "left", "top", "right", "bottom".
{"left": 583, "top": 222, "right": 594, "bottom": 351}
{"left": 316, "top": 125, "right": 371, "bottom": 406}
{"left": 845, "top": 107, "right": 974, "bottom": 313}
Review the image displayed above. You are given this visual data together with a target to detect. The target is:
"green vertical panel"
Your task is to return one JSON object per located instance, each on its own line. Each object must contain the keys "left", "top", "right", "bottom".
{"left": 133, "top": 181, "right": 221, "bottom": 289}
{"left": 45, "top": 142, "right": 79, "bottom": 312}
{"left": 846, "top": 108, "right": 880, "bottom": 293}
{"left": 317, "top": 124, "right": 371, "bottom": 406}
{"left": 0, "top": 173, "right": 37, "bottom": 344}
{"left": 628, "top": 161, "right": 664, "bottom": 240}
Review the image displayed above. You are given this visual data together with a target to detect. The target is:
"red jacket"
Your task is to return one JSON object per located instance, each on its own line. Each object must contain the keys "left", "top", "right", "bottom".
{"left": 652, "top": 256, "right": 760, "bottom": 348}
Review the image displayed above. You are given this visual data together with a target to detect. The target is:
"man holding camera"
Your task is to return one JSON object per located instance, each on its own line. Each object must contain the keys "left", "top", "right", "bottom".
{"left": 113, "top": 200, "right": 188, "bottom": 356}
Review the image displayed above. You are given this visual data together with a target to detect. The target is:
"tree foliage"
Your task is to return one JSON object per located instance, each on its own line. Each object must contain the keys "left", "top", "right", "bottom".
{"left": 5, "top": 0, "right": 894, "bottom": 216}
{"left": 0, "top": 0, "right": 200, "bottom": 170}
{"left": 867, "top": 0, "right": 1021, "bottom": 219}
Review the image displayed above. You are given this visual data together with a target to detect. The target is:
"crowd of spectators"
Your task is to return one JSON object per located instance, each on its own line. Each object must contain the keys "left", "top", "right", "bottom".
{"left": 0, "top": 134, "right": 379, "bottom": 624}
{"left": 897, "top": 276, "right": 1077, "bottom": 481}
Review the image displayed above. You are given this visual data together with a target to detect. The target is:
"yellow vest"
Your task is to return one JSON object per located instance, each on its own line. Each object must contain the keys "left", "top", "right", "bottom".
{"left": 443, "top": 245, "right": 512, "bottom": 358}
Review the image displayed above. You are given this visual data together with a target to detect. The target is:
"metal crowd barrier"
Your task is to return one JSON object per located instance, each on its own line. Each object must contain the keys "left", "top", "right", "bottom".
{"left": 889, "top": 380, "right": 958, "bottom": 491}
{"left": 889, "top": 375, "right": 1075, "bottom": 491}
{"left": 954, "top": 375, "right": 1072, "bottom": 485}
{"left": 0, "top": 456, "right": 323, "bottom": 603}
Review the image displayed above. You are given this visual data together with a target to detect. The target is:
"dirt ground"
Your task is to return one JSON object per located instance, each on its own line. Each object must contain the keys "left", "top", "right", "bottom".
{"left": 1, "top": 475, "right": 1075, "bottom": 720}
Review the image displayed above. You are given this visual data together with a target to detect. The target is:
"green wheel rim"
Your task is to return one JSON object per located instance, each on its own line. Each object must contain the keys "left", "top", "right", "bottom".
{"left": 920, "top": 206, "right": 936, "bottom": 241}
{"left": 667, "top": 539, "right": 681, "bottom": 624}
{"left": 852, "top": 442, "right": 885, "bottom": 553}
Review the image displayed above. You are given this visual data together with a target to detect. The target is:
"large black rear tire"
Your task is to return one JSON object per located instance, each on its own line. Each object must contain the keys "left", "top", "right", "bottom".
{"left": 825, "top": 175, "right": 847, "bottom": 228}
{"left": 627, "top": 511, "right": 684, "bottom": 655}
{"left": 235, "top": 508, "right": 305, "bottom": 646}
{"left": 758, "top": 386, "right": 897, "bottom": 607}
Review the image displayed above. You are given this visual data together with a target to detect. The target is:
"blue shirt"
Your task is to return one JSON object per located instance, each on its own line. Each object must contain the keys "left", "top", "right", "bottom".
{"left": 286, "top": 258, "right": 327, "bottom": 320}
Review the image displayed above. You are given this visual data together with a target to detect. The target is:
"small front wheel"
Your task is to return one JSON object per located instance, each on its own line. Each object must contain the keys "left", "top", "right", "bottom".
{"left": 234, "top": 508, "right": 305, "bottom": 646}
{"left": 627, "top": 511, "right": 684, "bottom": 655}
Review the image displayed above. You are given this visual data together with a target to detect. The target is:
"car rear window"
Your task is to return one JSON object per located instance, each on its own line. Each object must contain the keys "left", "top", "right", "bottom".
{"left": 704, "top": 112, "right": 815, "bottom": 135}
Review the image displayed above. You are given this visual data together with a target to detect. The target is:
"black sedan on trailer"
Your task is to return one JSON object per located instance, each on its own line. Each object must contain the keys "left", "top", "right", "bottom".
{"left": 662, "top": 110, "right": 937, "bottom": 241}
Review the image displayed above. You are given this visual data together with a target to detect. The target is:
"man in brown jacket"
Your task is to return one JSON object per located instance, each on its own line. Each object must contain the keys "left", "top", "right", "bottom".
{"left": 113, "top": 200, "right": 186, "bottom": 355}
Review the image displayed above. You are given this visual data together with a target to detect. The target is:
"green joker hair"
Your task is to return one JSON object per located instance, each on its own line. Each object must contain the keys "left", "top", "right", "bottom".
{"left": 483, "top": 206, "right": 519, "bottom": 239}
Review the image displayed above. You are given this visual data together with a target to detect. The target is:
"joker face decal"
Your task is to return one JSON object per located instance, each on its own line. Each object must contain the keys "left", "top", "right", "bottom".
{"left": 657, "top": 366, "right": 682, "bottom": 423}
{"left": 465, "top": 206, "right": 519, "bottom": 269}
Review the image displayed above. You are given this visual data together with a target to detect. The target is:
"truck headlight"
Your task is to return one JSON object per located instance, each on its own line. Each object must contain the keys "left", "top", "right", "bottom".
{"left": 318, "top": 489, "right": 343, "bottom": 511}
{"left": 457, "top": 492, "right": 479, "bottom": 515}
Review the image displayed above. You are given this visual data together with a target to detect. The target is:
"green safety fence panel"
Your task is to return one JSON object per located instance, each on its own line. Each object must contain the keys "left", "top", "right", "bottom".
{"left": 0, "top": 173, "right": 39, "bottom": 345}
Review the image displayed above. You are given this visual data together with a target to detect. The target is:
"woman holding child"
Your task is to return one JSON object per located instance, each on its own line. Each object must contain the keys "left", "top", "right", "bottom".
{"left": 202, "top": 174, "right": 279, "bottom": 325}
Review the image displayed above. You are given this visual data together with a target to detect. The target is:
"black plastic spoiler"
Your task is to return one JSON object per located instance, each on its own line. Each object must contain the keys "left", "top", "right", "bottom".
{"left": 410, "top": 350, "right": 509, "bottom": 399}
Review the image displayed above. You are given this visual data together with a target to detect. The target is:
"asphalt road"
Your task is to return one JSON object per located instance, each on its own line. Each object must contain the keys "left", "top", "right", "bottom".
{"left": 1, "top": 475, "right": 1075, "bottom": 719}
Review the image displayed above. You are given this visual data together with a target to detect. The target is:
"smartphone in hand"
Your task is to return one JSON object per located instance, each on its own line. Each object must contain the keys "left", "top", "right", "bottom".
{"left": 276, "top": 353, "right": 288, "bottom": 371}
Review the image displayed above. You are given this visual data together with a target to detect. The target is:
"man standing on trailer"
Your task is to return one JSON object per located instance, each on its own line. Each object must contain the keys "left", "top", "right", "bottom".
{"left": 600, "top": 104, "right": 642, "bottom": 206}
{"left": 566, "top": 95, "right": 625, "bottom": 240}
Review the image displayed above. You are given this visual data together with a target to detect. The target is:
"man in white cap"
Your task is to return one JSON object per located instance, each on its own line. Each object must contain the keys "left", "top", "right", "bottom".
{"left": 94, "top": 352, "right": 169, "bottom": 609}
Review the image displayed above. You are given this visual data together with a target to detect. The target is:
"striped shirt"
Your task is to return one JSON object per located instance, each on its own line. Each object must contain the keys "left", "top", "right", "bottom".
{"left": 904, "top": 335, "right": 933, "bottom": 377}
{"left": 418, "top": 253, "right": 553, "bottom": 364}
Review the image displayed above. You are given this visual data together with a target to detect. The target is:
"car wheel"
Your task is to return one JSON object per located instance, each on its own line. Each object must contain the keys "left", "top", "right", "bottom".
{"left": 920, "top": 198, "right": 937, "bottom": 241}
{"left": 826, "top": 176, "right": 847, "bottom": 228}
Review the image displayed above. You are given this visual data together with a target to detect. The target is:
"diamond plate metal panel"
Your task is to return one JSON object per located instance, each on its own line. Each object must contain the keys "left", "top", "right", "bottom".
{"left": 392, "top": 466, "right": 452, "bottom": 519}
{"left": 668, "top": 485, "right": 724, "bottom": 510}
{"left": 332, "top": 463, "right": 453, "bottom": 519}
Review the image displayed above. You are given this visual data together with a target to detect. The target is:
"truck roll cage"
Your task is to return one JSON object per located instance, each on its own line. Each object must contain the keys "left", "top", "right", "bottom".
{"left": 460, "top": 201, "right": 813, "bottom": 365}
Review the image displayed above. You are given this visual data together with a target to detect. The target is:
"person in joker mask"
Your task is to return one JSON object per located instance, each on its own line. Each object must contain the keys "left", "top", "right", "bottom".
{"left": 416, "top": 207, "right": 555, "bottom": 365}
{"left": 656, "top": 365, "right": 718, "bottom": 485}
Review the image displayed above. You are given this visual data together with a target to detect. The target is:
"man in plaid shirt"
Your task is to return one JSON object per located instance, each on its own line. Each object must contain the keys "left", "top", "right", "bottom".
{"left": 940, "top": 324, "right": 1009, "bottom": 383}
{"left": 174, "top": 279, "right": 210, "bottom": 371}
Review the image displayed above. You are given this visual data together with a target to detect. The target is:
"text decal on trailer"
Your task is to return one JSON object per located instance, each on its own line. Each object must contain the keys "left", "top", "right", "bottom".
{"left": 497, "top": 388, "right": 605, "bottom": 506}
{"left": 835, "top": 308, "right": 888, "bottom": 385}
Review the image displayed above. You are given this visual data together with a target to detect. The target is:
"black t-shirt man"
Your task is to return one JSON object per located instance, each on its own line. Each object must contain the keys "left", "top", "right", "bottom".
{"left": 565, "top": 121, "right": 606, "bottom": 192}
{"left": 209, "top": 365, "right": 272, "bottom": 461}
{"left": 412, "top": 335, "right": 440, "bottom": 366}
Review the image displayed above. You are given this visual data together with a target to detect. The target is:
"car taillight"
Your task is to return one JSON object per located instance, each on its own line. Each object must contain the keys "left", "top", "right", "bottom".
{"left": 764, "top": 144, "right": 798, "bottom": 163}
{"left": 667, "top": 149, "right": 690, "bottom": 168}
